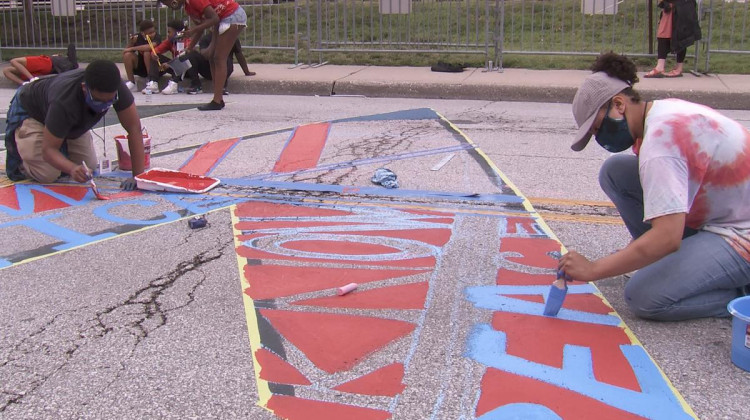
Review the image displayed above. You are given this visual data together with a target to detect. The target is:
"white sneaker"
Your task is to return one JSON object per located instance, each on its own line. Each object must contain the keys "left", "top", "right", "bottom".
{"left": 161, "top": 80, "right": 179, "bottom": 95}
{"left": 141, "top": 81, "right": 159, "bottom": 94}
{"left": 125, "top": 80, "right": 137, "bottom": 91}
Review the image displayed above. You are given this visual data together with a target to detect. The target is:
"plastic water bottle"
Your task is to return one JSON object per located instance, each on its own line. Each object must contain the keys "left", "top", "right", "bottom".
{"left": 145, "top": 89, "right": 152, "bottom": 104}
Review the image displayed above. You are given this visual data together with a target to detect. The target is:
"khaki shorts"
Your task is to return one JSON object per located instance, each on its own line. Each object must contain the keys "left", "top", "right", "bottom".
{"left": 15, "top": 118, "right": 97, "bottom": 184}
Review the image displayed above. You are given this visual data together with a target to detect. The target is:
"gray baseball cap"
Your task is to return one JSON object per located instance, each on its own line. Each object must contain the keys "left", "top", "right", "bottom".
{"left": 571, "top": 71, "right": 630, "bottom": 151}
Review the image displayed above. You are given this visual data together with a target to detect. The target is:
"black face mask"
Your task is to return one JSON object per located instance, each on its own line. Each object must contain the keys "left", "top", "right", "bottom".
{"left": 595, "top": 102, "right": 634, "bottom": 153}
{"left": 84, "top": 83, "right": 117, "bottom": 114}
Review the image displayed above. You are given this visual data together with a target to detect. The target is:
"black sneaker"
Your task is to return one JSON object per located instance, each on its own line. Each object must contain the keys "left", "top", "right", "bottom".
{"left": 186, "top": 86, "right": 202, "bottom": 95}
{"left": 197, "top": 100, "right": 225, "bottom": 111}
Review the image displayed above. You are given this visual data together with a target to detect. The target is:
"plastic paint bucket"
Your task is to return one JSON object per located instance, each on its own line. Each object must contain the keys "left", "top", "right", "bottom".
{"left": 115, "top": 133, "right": 151, "bottom": 171}
{"left": 727, "top": 295, "right": 750, "bottom": 372}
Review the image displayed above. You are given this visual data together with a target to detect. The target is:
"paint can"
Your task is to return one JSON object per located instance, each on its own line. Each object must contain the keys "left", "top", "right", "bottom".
{"left": 115, "top": 130, "right": 151, "bottom": 171}
{"left": 728, "top": 295, "right": 750, "bottom": 372}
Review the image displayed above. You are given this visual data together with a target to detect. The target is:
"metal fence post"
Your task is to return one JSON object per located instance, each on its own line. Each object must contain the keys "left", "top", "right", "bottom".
{"left": 294, "top": 0, "right": 299, "bottom": 66}
{"left": 491, "top": 0, "right": 505, "bottom": 72}
{"left": 704, "top": 0, "right": 714, "bottom": 74}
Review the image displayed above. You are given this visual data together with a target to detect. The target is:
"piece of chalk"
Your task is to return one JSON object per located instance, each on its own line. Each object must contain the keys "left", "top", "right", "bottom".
{"left": 337, "top": 282, "right": 358, "bottom": 296}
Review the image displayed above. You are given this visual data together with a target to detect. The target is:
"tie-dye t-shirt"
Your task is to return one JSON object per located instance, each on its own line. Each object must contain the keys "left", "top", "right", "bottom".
{"left": 638, "top": 99, "right": 750, "bottom": 261}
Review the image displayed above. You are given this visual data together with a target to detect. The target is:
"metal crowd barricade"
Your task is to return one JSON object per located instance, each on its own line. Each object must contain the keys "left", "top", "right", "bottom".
{"left": 0, "top": 0, "right": 748, "bottom": 72}
{"left": 701, "top": 0, "right": 750, "bottom": 73}
{"left": 303, "top": 0, "right": 492, "bottom": 66}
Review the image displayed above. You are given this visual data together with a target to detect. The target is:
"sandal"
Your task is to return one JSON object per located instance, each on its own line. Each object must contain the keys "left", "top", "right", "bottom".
{"left": 197, "top": 100, "right": 225, "bottom": 111}
{"left": 644, "top": 68, "right": 665, "bottom": 78}
{"left": 665, "top": 70, "right": 683, "bottom": 78}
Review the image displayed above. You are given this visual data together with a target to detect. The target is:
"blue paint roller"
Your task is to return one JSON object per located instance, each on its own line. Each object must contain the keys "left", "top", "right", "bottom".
{"left": 543, "top": 270, "right": 568, "bottom": 317}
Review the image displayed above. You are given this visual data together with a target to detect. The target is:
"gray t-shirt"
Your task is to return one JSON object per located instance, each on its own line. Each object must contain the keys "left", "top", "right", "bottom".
{"left": 18, "top": 69, "right": 134, "bottom": 140}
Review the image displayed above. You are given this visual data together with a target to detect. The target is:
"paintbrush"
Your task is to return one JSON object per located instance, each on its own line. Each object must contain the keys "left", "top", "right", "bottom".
{"left": 543, "top": 269, "right": 568, "bottom": 317}
{"left": 82, "top": 161, "right": 110, "bottom": 200}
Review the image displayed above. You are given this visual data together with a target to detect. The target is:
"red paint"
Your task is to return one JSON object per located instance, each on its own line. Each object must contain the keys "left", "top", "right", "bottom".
{"left": 0, "top": 186, "right": 20, "bottom": 211}
{"left": 292, "top": 282, "right": 429, "bottom": 310}
{"left": 243, "top": 264, "right": 430, "bottom": 300}
{"left": 499, "top": 237, "right": 560, "bottom": 269}
{"left": 260, "top": 309, "right": 415, "bottom": 373}
{"left": 497, "top": 269, "right": 556, "bottom": 285}
{"left": 504, "top": 294, "right": 614, "bottom": 315}
{"left": 237, "top": 245, "right": 436, "bottom": 268}
{"left": 316, "top": 228, "right": 452, "bottom": 247}
{"left": 504, "top": 216, "right": 539, "bottom": 235}
{"left": 136, "top": 168, "right": 218, "bottom": 191}
{"left": 235, "top": 220, "right": 365, "bottom": 231}
{"left": 254, "top": 347, "right": 311, "bottom": 385}
{"left": 46, "top": 185, "right": 88, "bottom": 200}
{"left": 273, "top": 122, "right": 331, "bottom": 172}
{"left": 281, "top": 239, "right": 402, "bottom": 256}
{"left": 234, "top": 201, "right": 353, "bottom": 218}
{"left": 32, "top": 186, "right": 89, "bottom": 212}
{"left": 31, "top": 189, "right": 74, "bottom": 212}
{"left": 267, "top": 395, "right": 391, "bottom": 420}
{"left": 492, "top": 312, "right": 640, "bottom": 391}
{"left": 104, "top": 191, "right": 143, "bottom": 199}
{"left": 410, "top": 217, "right": 454, "bottom": 225}
{"left": 179, "top": 137, "right": 239, "bottom": 175}
{"left": 476, "top": 368, "right": 646, "bottom": 419}
{"left": 333, "top": 363, "right": 406, "bottom": 397}
{"left": 402, "top": 209, "right": 455, "bottom": 217}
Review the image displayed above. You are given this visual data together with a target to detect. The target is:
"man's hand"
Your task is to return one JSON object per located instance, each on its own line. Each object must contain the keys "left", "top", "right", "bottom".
{"left": 558, "top": 250, "right": 598, "bottom": 283}
{"left": 72, "top": 163, "right": 91, "bottom": 184}
{"left": 120, "top": 177, "right": 138, "bottom": 191}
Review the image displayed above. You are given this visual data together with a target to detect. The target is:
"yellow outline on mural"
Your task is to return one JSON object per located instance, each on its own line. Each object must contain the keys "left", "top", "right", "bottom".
{"left": 230, "top": 204, "right": 273, "bottom": 412}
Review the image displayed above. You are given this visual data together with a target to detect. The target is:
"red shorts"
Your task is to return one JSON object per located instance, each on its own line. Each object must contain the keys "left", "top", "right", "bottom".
{"left": 23, "top": 55, "right": 53, "bottom": 79}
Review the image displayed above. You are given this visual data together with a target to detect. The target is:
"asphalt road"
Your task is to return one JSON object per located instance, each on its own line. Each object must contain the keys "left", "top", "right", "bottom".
{"left": 1, "top": 91, "right": 749, "bottom": 419}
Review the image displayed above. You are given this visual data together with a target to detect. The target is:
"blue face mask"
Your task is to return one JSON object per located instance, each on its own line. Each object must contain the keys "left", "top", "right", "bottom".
{"left": 84, "top": 84, "right": 117, "bottom": 114}
{"left": 595, "top": 101, "right": 634, "bottom": 153}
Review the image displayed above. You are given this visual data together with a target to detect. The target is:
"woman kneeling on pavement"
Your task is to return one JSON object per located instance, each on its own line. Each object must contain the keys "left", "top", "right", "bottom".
{"left": 560, "top": 52, "right": 750, "bottom": 321}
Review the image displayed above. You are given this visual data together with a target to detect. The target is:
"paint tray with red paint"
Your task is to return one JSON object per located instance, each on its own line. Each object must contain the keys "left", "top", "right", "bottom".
{"left": 134, "top": 168, "right": 220, "bottom": 193}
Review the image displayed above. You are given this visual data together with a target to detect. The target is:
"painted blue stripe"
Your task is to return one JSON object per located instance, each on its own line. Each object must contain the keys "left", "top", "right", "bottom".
{"left": 221, "top": 178, "right": 524, "bottom": 204}
{"left": 332, "top": 108, "right": 439, "bottom": 123}
{"left": 250, "top": 144, "right": 474, "bottom": 180}
{"left": 464, "top": 285, "right": 621, "bottom": 326}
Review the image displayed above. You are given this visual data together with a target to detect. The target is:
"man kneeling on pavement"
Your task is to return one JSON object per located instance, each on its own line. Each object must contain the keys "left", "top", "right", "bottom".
{"left": 4, "top": 60, "right": 145, "bottom": 190}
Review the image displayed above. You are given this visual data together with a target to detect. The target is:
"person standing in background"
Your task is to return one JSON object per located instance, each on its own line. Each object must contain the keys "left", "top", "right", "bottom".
{"left": 644, "top": 0, "right": 701, "bottom": 78}
{"left": 159, "top": 0, "right": 247, "bottom": 111}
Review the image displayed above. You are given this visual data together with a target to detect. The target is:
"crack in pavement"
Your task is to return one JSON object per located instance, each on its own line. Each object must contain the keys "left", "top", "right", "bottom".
{"left": 0, "top": 238, "right": 232, "bottom": 414}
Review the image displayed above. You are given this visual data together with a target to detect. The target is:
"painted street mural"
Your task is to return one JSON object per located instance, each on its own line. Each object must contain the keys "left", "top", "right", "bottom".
{"left": 0, "top": 109, "right": 695, "bottom": 419}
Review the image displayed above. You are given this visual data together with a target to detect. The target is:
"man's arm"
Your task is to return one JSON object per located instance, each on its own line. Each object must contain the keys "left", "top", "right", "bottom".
{"left": 41, "top": 126, "right": 90, "bottom": 183}
{"left": 559, "top": 212, "right": 685, "bottom": 282}
{"left": 116, "top": 102, "right": 145, "bottom": 188}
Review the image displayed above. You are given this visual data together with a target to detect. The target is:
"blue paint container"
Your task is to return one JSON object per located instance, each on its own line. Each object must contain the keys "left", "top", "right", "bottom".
{"left": 727, "top": 296, "right": 750, "bottom": 372}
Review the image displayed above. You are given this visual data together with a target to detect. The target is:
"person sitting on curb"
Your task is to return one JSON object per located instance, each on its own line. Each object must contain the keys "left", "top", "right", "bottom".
{"left": 4, "top": 60, "right": 146, "bottom": 190}
{"left": 561, "top": 52, "right": 750, "bottom": 321}
{"left": 2, "top": 44, "right": 78, "bottom": 86}
{"left": 122, "top": 19, "right": 162, "bottom": 91}
{"left": 143, "top": 19, "right": 192, "bottom": 95}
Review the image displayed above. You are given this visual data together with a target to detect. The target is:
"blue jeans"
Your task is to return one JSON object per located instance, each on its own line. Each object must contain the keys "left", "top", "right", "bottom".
{"left": 598, "top": 154, "right": 750, "bottom": 321}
